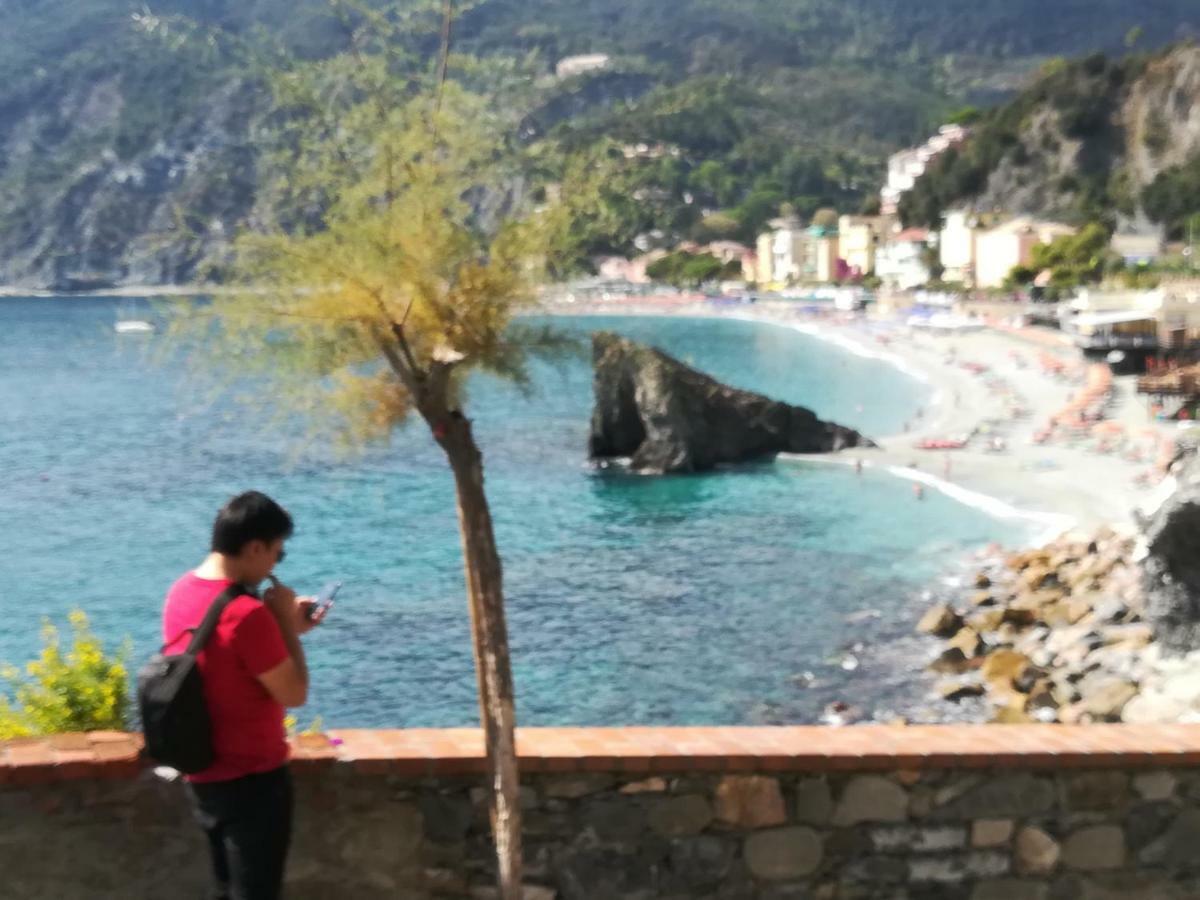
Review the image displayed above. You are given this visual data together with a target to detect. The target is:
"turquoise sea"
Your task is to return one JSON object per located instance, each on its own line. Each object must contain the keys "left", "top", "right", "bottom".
{"left": 0, "top": 297, "right": 1027, "bottom": 726}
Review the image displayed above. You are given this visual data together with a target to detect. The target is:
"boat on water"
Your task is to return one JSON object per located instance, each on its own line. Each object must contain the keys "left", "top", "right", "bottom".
{"left": 114, "top": 319, "right": 155, "bottom": 334}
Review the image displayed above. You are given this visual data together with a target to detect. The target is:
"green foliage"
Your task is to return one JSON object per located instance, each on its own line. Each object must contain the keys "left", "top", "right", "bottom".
{"left": 901, "top": 53, "right": 1143, "bottom": 229}
{"left": 946, "top": 106, "right": 984, "bottom": 126}
{"left": 0, "top": 612, "right": 130, "bottom": 739}
{"left": 1142, "top": 153, "right": 1200, "bottom": 239}
{"left": 1144, "top": 108, "right": 1172, "bottom": 158}
{"left": 170, "top": 13, "right": 580, "bottom": 447}
{"left": 811, "top": 208, "right": 840, "bottom": 230}
{"left": 1007, "top": 222, "right": 1112, "bottom": 288}
{"left": 646, "top": 251, "right": 741, "bottom": 287}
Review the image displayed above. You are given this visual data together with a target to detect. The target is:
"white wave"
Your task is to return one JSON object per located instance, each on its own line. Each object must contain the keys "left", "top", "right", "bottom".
{"left": 781, "top": 452, "right": 1074, "bottom": 545}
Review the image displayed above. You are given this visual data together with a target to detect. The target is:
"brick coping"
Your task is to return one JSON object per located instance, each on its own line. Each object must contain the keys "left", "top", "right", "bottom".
{"left": 4, "top": 725, "right": 1200, "bottom": 784}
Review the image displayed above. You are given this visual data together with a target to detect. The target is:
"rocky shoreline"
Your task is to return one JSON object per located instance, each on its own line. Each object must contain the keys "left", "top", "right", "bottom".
{"left": 919, "top": 527, "right": 1153, "bottom": 723}
{"left": 918, "top": 440, "right": 1200, "bottom": 725}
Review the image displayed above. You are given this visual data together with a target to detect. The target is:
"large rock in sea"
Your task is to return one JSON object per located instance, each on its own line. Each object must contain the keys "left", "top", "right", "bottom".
{"left": 1142, "top": 440, "right": 1200, "bottom": 650}
{"left": 588, "top": 332, "right": 874, "bottom": 474}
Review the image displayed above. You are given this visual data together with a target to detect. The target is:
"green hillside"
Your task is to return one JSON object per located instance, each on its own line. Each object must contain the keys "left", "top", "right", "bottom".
{"left": 0, "top": 0, "right": 1197, "bottom": 288}
{"left": 900, "top": 44, "right": 1200, "bottom": 240}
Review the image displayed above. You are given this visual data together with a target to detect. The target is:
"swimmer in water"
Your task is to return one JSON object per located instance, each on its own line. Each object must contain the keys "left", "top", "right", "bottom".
{"left": 913, "top": 482, "right": 925, "bottom": 500}
{"left": 854, "top": 458, "right": 863, "bottom": 475}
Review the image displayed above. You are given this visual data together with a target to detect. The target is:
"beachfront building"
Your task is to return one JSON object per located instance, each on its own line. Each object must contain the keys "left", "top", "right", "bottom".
{"left": 974, "top": 219, "right": 1077, "bottom": 289}
{"left": 876, "top": 228, "right": 932, "bottom": 290}
{"left": 880, "top": 125, "right": 970, "bottom": 215}
{"left": 939, "top": 210, "right": 981, "bottom": 286}
{"left": 1066, "top": 283, "right": 1200, "bottom": 354}
{"left": 837, "top": 215, "right": 884, "bottom": 277}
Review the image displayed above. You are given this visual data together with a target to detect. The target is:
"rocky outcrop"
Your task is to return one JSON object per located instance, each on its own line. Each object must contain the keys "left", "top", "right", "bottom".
{"left": 588, "top": 332, "right": 874, "bottom": 474}
{"left": 1142, "top": 442, "right": 1200, "bottom": 651}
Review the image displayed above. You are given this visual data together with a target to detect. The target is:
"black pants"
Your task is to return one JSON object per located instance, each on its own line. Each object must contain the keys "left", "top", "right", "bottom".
{"left": 187, "top": 766, "right": 293, "bottom": 900}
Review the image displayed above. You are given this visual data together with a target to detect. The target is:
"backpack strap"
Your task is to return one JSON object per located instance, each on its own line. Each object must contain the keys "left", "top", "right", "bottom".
{"left": 185, "top": 583, "right": 251, "bottom": 655}
{"left": 161, "top": 583, "right": 250, "bottom": 655}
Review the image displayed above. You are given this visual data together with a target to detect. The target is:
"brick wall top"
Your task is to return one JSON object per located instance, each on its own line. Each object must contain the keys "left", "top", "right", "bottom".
{"left": 4, "top": 725, "right": 1200, "bottom": 785}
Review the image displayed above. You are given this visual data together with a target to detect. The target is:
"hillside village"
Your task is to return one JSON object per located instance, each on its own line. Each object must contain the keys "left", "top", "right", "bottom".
{"left": 594, "top": 113, "right": 1200, "bottom": 367}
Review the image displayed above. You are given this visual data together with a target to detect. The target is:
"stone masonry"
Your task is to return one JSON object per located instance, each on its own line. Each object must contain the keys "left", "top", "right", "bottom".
{"left": 5, "top": 726, "right": 1200, "bottom": 898}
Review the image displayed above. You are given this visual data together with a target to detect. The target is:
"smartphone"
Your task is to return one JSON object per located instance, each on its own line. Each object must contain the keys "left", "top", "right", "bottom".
{"left": 307, "top": 581, "right": 342, "bottom": 620}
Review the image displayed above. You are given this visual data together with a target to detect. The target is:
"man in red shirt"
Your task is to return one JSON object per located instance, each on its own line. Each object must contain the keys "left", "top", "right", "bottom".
{"left": 162, "top": 491, "right": 324, "bottom": 900}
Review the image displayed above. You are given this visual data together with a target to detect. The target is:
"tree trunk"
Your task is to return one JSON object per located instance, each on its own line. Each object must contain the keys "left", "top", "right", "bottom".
{"left": 441, "top": 415, "right": 523, "bottom": 899}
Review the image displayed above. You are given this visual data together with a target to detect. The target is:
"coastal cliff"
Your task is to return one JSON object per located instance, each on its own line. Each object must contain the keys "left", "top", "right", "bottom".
{"left": 902, "top": 44, "right": 1200, "bottom": 237}
{"left": 588, "top": 332, "right": 874, "bottom": 474}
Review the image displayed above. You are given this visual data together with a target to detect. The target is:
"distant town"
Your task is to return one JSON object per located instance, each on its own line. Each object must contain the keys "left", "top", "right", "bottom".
{"left": 586, "top": 122, "right": 1200, "bottom": 369}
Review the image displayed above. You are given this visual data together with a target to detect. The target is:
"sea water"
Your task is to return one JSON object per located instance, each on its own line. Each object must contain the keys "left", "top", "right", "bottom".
{"left": 0, "top": 298, "right": 1027, "bottom": 726}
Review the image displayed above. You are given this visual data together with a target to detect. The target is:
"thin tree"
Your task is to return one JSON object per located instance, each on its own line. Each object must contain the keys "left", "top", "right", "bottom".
{"left": 167, "top": 4, "right": 581, "bottom": 894}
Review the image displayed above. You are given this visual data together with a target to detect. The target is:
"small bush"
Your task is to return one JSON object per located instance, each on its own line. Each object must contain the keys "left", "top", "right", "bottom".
{"left": 0, "top": 612, "right": 130, "bottom": 739}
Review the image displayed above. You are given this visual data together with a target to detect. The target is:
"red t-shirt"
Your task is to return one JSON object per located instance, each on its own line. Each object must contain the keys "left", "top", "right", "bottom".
{"left": 162, "top": 573, "right": 290, "bottom": 783}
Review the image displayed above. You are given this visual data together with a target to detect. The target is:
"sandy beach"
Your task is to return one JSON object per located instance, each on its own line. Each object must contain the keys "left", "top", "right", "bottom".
{"left": 540, "top": 296, "right": 1185, "bottom": 541}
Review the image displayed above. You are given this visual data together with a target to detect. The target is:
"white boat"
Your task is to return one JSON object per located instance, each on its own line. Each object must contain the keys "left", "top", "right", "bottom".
{"left": 115, "top": 319, "right": 155, "bottom": 334}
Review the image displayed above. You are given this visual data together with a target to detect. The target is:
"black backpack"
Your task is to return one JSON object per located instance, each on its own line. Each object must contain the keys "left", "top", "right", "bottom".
{"left": 138, "top": 583, "right": 247, "bottom": 774}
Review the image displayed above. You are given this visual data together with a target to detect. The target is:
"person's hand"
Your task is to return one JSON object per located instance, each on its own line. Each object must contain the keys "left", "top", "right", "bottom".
{"left": 295, "top": 597, "right": 328, "bottom": 635}
{"left": 262, "top": 578, "right": 296, "bottom": 617}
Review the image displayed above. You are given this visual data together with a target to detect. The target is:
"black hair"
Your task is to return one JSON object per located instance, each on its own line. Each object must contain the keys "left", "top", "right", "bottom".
{"left": 211, "top": 491, "right": 294, "bottom": 555}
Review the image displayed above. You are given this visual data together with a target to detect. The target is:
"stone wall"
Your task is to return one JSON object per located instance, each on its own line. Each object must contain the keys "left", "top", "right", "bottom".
{"left": 5, "top": 725, "right": 1200, "bottom": 899}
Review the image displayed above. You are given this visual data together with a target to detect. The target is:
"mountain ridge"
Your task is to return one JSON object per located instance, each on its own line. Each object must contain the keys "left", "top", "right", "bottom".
{"left": 1, "top": 1, "right": 1198, "bottom": 289}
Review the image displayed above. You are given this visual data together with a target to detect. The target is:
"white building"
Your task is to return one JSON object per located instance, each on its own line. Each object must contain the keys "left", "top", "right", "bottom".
{"left": 939, "top": 210, "right": 980, "bottom": 286}
{"left": 876, "top": 228, "right": 932, "bottom": 290}
{"left": 1065, "top": 288, "right": 1200, "bottom": 351}
{"left": 880, "top": 125, "right": 969, "bottom": 215}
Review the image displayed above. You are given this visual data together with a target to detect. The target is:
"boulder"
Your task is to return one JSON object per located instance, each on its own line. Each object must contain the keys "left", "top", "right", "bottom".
{"left": 1141, "top": 447, "right": 1200, "bottom": 650}
{"left": 918, "top": 603, "right": 965, "bottom": 637}
{"left": 981, "top": 650, "right": 1030, "bottom": 689}
{"left": 929, "top": 647, "right": 973, "bottom": 674}
{"left": 588, "top": 332, "right": 874, "bottom": 474}
{"left": 948, "top": 627, "right": 986, "bottom": 658}
{"left": 1080, "top": 676, "right": 1138, "bottom": 721}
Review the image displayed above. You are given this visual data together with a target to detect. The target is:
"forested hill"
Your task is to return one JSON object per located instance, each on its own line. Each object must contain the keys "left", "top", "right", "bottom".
{"left": 900, "top": 44, "right": 1200, "bottom": 240}
{"left": 1, "top": 0, "right": 1198, "bottom": 289}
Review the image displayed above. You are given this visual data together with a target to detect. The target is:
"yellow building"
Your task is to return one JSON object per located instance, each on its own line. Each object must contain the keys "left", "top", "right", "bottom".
{"left": 837, "top": 215, "right": 885, "bottom": 277}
